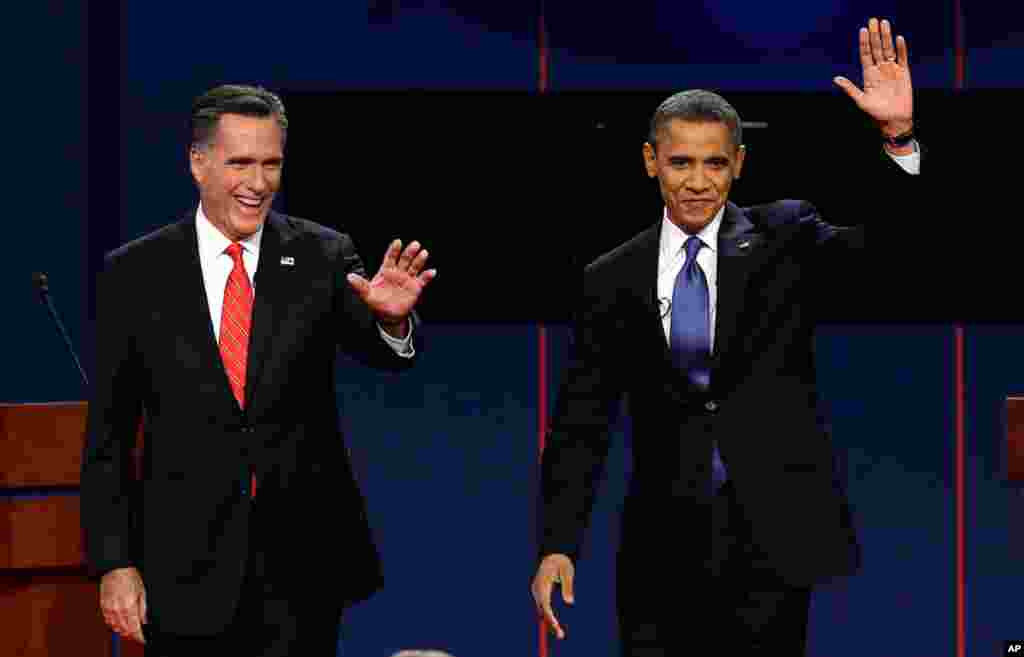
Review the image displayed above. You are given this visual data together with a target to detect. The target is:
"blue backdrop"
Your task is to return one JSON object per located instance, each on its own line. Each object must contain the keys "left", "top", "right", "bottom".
{"left": 5, "top": 2, "right": 1024, "bottom": 656}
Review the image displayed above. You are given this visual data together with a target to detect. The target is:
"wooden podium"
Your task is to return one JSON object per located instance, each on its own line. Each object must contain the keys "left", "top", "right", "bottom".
{"left": 0, "top": 402, "right": 144, "bottom": 657}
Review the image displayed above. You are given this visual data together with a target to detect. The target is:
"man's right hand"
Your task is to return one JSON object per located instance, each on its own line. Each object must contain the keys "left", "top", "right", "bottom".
{"left": 99, "top": 567, "right": 148, "bottom": 644}
{"left": 531, "top": 553, "right": 575, "bottom": 640}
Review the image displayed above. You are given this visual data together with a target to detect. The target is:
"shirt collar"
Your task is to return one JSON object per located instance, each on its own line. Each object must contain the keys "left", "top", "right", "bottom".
{"left": 659, "top": 204, "right": 724, "bottom": 262}
{"left": 195, "top": 203, "right": 264, "bottom": 261}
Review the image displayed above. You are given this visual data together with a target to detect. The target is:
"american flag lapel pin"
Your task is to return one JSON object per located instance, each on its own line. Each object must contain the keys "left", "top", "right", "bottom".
{"left": 280, "top": 256, "right": 295, "bottom": 266}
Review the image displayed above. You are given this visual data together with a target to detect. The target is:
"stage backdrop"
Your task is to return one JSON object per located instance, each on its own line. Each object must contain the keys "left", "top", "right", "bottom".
{"left": 5, "top": 3, "right": 1024, "bottom": 657}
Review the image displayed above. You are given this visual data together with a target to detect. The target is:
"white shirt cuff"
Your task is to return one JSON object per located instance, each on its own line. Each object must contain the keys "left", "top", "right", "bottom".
{"left": 377, "top": 317, "right": 415, "bottom": 358}
{"left": 885, "top": 140, "right": 921, "bottom": 175}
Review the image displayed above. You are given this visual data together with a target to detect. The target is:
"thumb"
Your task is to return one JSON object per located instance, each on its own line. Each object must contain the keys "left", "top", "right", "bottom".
{"left": 833, "top": 77, "right": 865, "bottom": 105}
{"left": 346, "top": 273, "right": 370, "bottom": 298}
{"left": 561, "top": 565, "right": 575, "bottom": 605}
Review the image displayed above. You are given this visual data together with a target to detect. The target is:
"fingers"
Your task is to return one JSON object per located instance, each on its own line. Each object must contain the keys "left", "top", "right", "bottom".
{"left": 391, "top": 239, "right": 436, "bottom": 284}
{"left": 833, "top": 77, "right": 865, "bottom": 104}
{"left": 858, "top": 27, "right": 872, "bottom": 71}
{"left": 396, "top": 241, "right": 421, "bottom": 271}
{"left": 896, "top": 34, "right": 909, "bottom": 68}
{"left": 105, "top": 600, "right": 141, "bottom": 642}
{"left": 880, "top": 19, "right": 895, "bottom": 62}
{"left": 868, "top": 17, "right": 884, "bottom": 66}
{"left": 532, "top": 556, "right": 575, "bottom": 640}
{"left": 535, "top": 581, "right": 565, "bottom": 640}
{"left": 382, "top": 239, "right": 403, "bottom": 268}
{"left": 560, "top": 563, "right": 575, "bottom": 605}
{"left": 406, "top": 245, "right": 429, "bottom": 276}
{"left": 126, "top": 606, "right": 145, "bottom": 644}
{"left": 346, "top": 272, "right": 371, "bottom": 298}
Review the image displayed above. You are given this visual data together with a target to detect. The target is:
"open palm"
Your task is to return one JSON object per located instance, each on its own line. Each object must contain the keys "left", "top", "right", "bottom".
{"left": 347, "top": 239, "right": 436, "bottom": 325}
{"left": 835, "top": 18, "right": 913, "bottom": 130}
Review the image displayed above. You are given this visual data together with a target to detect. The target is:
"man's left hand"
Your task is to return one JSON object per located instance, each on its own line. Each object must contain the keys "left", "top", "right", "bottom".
{"left": 347, "top": 239, "right": 436, "bottom": 337}
{"left": 834, "top": 17, "right": 914, "bottom": 140}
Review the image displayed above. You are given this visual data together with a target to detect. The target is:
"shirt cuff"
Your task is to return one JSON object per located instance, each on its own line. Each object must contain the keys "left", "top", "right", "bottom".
{"left": 885, "top": 139, "right": 921, "bottom": 175}
{"left": 377, "top": 317, "right": 415, "bottom": 358}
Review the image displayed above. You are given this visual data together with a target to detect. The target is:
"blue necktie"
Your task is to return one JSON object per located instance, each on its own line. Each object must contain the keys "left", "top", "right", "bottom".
{"left": 670, "top": 237, "right": 728, "bottom": 494}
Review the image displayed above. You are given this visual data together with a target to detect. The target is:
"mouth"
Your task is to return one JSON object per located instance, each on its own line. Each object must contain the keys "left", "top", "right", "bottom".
{"left": 679, "top": 199, "right": 716, "bottom": 208}
{"left": 234, "top": 195, "right": 264, "bottom": 215}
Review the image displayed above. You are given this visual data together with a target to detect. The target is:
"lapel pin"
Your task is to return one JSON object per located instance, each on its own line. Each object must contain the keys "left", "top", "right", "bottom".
{"left": 738, "top": 240, "right": 751, "bottom": 250}
{"left": 280, "top": 256, "right": 295, "bottom": 266}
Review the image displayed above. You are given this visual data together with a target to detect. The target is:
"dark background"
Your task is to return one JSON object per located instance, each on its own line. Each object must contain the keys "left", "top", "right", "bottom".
{"left": 4, "top": 1, "right": 1024, "bottom": 655}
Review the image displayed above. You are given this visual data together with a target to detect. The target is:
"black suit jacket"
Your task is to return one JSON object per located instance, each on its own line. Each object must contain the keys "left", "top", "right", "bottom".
{"left": 540, "top": 199, "right": 870, "bottom": 601}
{"left": 81, "top": 211, "right": 420, "bottom": 634}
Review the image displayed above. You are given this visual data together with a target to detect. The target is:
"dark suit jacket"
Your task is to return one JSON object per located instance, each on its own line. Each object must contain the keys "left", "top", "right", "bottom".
{"left": 540, "top": 199, "right": 870, "bottom": 604}
{"left": 81, "top": 210, "right": 420, "bottom": 635}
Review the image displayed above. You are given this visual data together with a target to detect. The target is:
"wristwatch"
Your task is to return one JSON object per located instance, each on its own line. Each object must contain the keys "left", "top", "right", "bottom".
{"left": 884, "top": 127, "right": 915, "bottom": 148}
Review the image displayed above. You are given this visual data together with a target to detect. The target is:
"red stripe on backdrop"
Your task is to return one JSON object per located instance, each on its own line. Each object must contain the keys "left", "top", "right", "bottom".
{"left": 537, "top": 7, "right": 549, "bottom": 93}
{"left": 537, "top": 323, "right": 548, "bottom": 657}
{"left": 952, "top": 3, "right": 967, "bottom": 655}
{"left": 537, "top": 4, "right": 550, "bottom": 657}
{"left": 954, "top": 324, "right": 966, "bottom": 657}
{"left": 953, "top": 0, "right": 966, "bottom": 89}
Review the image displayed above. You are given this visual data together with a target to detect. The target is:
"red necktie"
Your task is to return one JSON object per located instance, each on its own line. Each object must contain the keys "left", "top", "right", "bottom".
{"left": 219, "top": 243, "right": 252, "bottom": 409}
{"left": 219, "top": 243, "right": 257, "bottom": 498}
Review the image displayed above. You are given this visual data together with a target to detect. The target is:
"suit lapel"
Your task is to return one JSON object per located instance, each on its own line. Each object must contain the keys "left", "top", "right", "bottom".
{"left": 624, "top": 224, "right": 677, "bottom": 373}
{"left": 176, "top": 214, "right": 241, "bottom": 415}
{"left": 710, "top": 202, "right": 757, "bottom": 375}
{"left": 244, "top": 211, "right": 296, "bottom": 413}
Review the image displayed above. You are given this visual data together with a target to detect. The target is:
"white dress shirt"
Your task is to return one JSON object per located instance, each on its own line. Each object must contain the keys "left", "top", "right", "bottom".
{"left": 657, "top": 207, "right": 723, "bottom": 350}
{"left": 195, "top": 205, "right": 414, "bottom": 356}
{"left": 656, "top": 145, "right": 920, "bottom": 350}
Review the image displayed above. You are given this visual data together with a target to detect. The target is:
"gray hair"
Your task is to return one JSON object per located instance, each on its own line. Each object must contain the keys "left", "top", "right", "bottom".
{"left": 648, "top": 89, "right": 742, "bottom": 152}
{"left": 190, "top": 84, "right": 288, "bottom": 151}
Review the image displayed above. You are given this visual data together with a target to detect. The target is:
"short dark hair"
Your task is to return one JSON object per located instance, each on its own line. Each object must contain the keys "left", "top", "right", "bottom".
{"left": 648, "top": 89, "right": 742, "bottom": 152}
{"left": 190, "top": 84, "right": 288, "bottom": 151}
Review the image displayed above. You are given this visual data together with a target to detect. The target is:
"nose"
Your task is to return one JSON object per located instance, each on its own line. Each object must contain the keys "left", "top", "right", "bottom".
{"left": 245, "top": 166, "right": 269, "bottom": 194}
{"left": 685, "top": 165, "right": 711, "bottom": 194}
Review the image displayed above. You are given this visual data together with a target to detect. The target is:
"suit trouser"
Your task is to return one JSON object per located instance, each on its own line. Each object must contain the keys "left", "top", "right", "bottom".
{"left": 618, "top": 481, "right": 812, "bottom": 656}
{"left": 144, "top": 497, "right": 343, "bottom": 657}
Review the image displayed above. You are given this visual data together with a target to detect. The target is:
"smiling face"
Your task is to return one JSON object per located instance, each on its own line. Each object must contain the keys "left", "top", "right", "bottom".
{"left": 643, "top": 119, "right": 745, "bottom": 234}
{"left": 189, "top": 113, "right": 284, "bottom": 241}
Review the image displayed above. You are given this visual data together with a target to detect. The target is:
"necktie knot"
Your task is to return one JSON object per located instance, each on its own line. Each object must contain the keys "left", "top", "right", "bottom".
{"left": 683, "top": 236, "right": 703, "bottom": 264}
{"left": 225, "top": 242, "right": 244, "bottom": 263}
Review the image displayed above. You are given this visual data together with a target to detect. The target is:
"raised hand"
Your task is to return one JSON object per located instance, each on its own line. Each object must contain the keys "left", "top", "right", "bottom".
{"left": 347, "top": 239, "right": 436, "bottom": 334}
{"left": 834, "top": 18, "right": 913, "bottom": 138}
{"left": 531, "top": 553, "right": 576, "bottom": 640}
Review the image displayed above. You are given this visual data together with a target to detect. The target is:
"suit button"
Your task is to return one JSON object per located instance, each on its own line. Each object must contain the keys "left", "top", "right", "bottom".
{"left": 704, "top": 400, "right": 719, "bottom": 413}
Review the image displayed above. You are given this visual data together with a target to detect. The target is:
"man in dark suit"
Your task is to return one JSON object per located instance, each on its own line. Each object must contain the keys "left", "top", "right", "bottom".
{"left": 81, "top": 85, "right": 436, "bottom": 656}
{"left": 532, "top": 19, "right": 918, "bottom": 655}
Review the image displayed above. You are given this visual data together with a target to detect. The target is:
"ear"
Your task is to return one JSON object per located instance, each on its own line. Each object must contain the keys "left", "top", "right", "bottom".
{"left": 189, "top": 146, "right": 206, "bottom": 185}
{"left": 642, "top": 142, "right": 657, "bottom": 178}
{"left": 733, "top": 144, "right": 746, "bottom": 180}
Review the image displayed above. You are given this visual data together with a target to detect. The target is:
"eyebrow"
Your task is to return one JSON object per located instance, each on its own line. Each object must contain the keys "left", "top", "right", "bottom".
{"left": 668, "top": 155, "right": 730, "bottom": 163}
{"left": 225, "top": 156, "right": 284, "bottom": 165}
